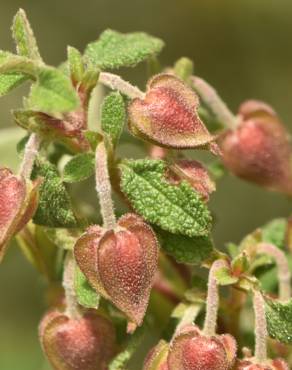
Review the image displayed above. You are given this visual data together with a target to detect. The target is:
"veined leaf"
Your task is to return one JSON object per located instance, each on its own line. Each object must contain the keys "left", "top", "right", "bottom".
{"left": 0, "top": 51, "right": 28, "bottom": 96}
{"left": 74, "top": 265, "right": 100, "bottom": 309}
{"left": 265, "top": 296, "right": 292, "bottom": 344}
{"left": 119, "top": 159, "right": 212, "bottom": 237}
{"left": 32, "top": 159, "right": 77, "bottom": 228}
{"left": 63, "top": 153, "right": 95, "bottom": 183}
{"left": 85, "top": 29, "right": 164, "bottom": 70}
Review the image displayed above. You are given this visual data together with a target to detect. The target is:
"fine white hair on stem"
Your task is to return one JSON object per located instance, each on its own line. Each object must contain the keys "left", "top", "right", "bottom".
{"left": 253, "top": 290, "right": 268, "bottom": 363}
{"left": 99, "top": 72, "right": 145, "bottom": 100}
{"left": 95, "top": 142, "right": 116, "bottom": 230}
{"left": 63, "top": 252, "right": 81, "bottom": 319}
{"left": 191, "top": 76, "right": 238, "bottom": 130}
{"left": 19, "top": 133, "right": 41, "bottom": 179}
{"left": 257, "top": 242, "right": 291, "bottom": 301}
{"left": 203, "top": 259, "right": 229, "bottom": 337}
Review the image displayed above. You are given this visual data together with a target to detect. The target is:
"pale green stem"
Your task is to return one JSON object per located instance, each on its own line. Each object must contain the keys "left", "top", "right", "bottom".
{"left": 63, "top": 251, "right": 80, "bottom": 319}
{"left": 174, "top": 304, "right": 202, "bottom": 337}
{"left": 191, "top": 76, "right": 238, "bottom": 129}
{"left": 253, "top": 290, "right": 268, "bottom": 363}
{"left": 203, "top": 259, "right": 229, "bottom": 336}
{"left": 257, "top": 242, "right": 291, "bottom": 301}
{"left": 19, "top": 133, "right": 41, "bottom": 179}
{"left": 99, "top": 72, "right": 145, "bottom": 99}
{"left": 95, "top": 142, "right": 116, "bottom": 230}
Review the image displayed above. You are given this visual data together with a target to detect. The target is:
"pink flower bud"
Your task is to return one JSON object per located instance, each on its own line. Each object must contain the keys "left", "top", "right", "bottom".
{"left": 128, "top": 74, "right": 216, "bottom": 149}
{"left": 167, "top": 325, "right": 237, "bottom": 370}
{"left": 74, "top": 213, "right": 159, "bottom": 326}
{"left": 220, "top": 103, "right": 292, "bottom": 195}
{"left": 40, "top": 310, "right": 115, "bottom": 370}
{"left": 0, "top": 168, "right": 39, "bottom": 261}
{"left": 143, "top": 340, "right": 170, "bottom": 370}
{"left": 167, "top": 159, "right": 215, "bottom": 201}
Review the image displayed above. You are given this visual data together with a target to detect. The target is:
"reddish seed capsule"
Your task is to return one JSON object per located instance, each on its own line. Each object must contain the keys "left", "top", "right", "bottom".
{"left": 40, "top": 310, "right": 116, "bottom": 370}
{"left": 167, "top": 159, "right": 216, "bottom": 201}
{"left": 167, "top": 325, "right": 237, "bottom": 370}
{"left": 0, "top": 168, "right": 39, "bottom": 261}
{"left": 74, "top": 213, "right": 159, "bottom": 326}
{"left": 128, "top": 73, "right": 216, "bottom": 149}
{"left": 220, "top": 101, "right": 292, "bottom": 195}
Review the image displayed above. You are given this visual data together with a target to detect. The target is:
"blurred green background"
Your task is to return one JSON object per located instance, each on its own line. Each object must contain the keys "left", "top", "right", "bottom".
{"left": 1, "top": 1, "right": 292, "bottom": 369}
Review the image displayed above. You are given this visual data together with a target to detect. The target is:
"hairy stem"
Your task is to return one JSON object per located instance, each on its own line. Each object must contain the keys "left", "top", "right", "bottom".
{"left": 19, "top": 133, "right": 41, "bottom": 179}
{"left": 95, "top": 142, "right": 116, "bottom": 229}
{"left": 253, "top": 290, "right": 268, "bottom": 363}
{"left": 63, "top": 252, "right": 80, "bottom": 319}
{"left": 191, "top": 76, "right": 238, "bottom": 129}
{"left": 99, "top": 72, "right": 145, "bottom": 99}
{"left": 203, "top": 259, "right": 229, "bottom": 336}
{"left": 257, "top": 242, "right": 291, "bottom": 301}
{"left": 174, "top": 304, "right": 202, "bottom": 336}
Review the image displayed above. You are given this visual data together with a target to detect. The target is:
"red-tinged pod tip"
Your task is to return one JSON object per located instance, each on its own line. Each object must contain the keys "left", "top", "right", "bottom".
{"left": 220, "top": 113, "right": 292, "bottom": 195}
{"left": 128, "top": 73, "right": 216, "bottom": 149}
{"left": 238, "top": 100, "right": 277, "bottom": 121}
{"left": 167, "top": 159, "right": 216, "bottom": 201}
{"left": 167, "top": 325, "right": 237, "bottom": 370}
{"left": 236, "top": 358, "right": 289, "bottom": 370}
{"left": 0, "top": 168, "right": 39, "bottom": 262}
{"left": 39, "top": 311, "right": 116, "bottom": 370}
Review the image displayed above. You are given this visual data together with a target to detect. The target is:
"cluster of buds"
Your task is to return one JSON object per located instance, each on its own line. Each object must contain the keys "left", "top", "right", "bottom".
{"left": 0, "top": 167, "right": 39, "bottom": 261}
{"left": 74, "top": 213, "right": 159, "bottom": 327}
{"left": 39, "top": 310, "right": 116, "bottom": 370}
{"left": 220, "top": 100, "right": 292, "bottom": 195}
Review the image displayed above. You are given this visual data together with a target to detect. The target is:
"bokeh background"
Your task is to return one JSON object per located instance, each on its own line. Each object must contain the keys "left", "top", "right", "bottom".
{"left": 1, "top": 1, "right": 292, "bottom": 369}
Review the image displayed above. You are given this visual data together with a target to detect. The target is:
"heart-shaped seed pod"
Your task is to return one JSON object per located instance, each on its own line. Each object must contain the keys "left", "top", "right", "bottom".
{"left": 143, "top": 340, "right": 170, "bottom": 370}
{"left": 0, "top": 168, "right": 39, "bottom": 261}
{"left": 128, "top": 73, "right": 216, "bottom": 149}
{"left": 74, "top": 213, "right": 159, "bottom": 326}
{"left": 220, "top": 101, "right": 292, "bottom": 195}
{"left": 167, "top": 325, "right": 237, "bottom": 370}
{"left": 167, "top": 159, "right": 215, "bottom": 201}
{"left": 40, "top": 310, "right": 116, "bottom": 370}
{"left": 236, "top": 358, "right": 289, "bottom": 370}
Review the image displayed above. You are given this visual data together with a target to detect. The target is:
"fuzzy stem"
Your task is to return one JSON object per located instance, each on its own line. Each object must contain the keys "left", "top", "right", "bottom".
{"left": 191, "top": 76, "right": 238, "bottom": 129}
{"left": 253, "top": 290, "right": 268, "bottom": 363}
{"left": 95, "top": 142, "right": 116, "bottom": 230}
{"left": 99, "top": 72, "right": 145, "bottom": 99}
{"left": 19, "top": 133, "right": 41, "bottom": 179}
{"left": 257, "top": 242, "right": 291, "bottom": 301}
{"left": 63, "top": 252, "right": 80, "bottom": 319}
{"left": 203, "top": 259, "right": 229, "bottom": 336}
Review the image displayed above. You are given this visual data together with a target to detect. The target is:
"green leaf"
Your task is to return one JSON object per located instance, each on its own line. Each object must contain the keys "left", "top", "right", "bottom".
{"left": 101, "top": 92, "right": 126, "bottom": 147}
{"left": 75, "top": 265, "right": 100, "bottom": 309}
{"left": 67, "top": 46, "right": 84, "bottom": 82}
{"left": 85, "top": 29, "right": 164, "bottom": 70}
{"left": 155, "top": 227, "right": 213, "bottom": 265}
{"left": 32, "top": 159, "right": 77, "bottom": 228}
{"left": 63, "top": 153, "right": 95, "bottom": 183}
{"left": 119, "top": 159, "right": 212, "bottom": 237}
{"left": 265, "top": 296, "right": 292, "bottom": 344}
{"left": 0, "top": 51, "right": 27, "bottom": 96}
{"left": 84, "top": 130, "right": 103, "bottom": 150}
{"left": 262, "top": 218, "right": 287, "bottom": 250}
{"left": 28, "top": 67, "right": 79, "bottom": 115}
{"left": 215, "top": 267, "right": 239, "bottom": 286}
{"left": 109, "top": 327, "right": 144, "bottom": 370}
{"left": 12, "top": 9, "right": 42, "bottom": 61}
